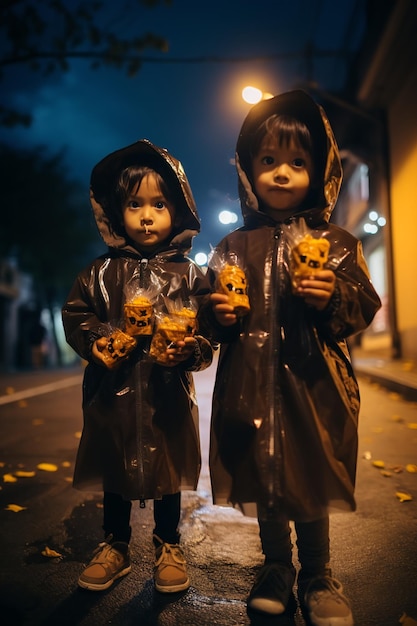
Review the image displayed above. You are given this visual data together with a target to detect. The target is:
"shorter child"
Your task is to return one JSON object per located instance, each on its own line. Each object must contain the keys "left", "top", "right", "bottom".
{"left": 62, "top": 139, "right": 212, "bottom": 593}
{"left": 205, "top": 91, "right": 381, "bottom": 625}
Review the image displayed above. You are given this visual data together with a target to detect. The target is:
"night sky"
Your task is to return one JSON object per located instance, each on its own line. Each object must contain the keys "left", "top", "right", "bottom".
{"left": 1, "top": 0, "right": 366, "bottom": 262}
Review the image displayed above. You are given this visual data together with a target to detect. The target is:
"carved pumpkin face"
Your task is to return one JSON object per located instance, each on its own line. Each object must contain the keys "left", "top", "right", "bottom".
{"left": 291, "top": 234, "right": 330, "bottom": 289}
{"left": 124, "top": 298, "right": 153, "bottom": 336}
{"left": 102, "top": 330, "right": 137, "bottom": 369}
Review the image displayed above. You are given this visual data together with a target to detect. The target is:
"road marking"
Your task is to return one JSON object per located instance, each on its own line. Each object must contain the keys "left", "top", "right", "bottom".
{"left": 0, "top": 375, "right": 83, "bottom": 405}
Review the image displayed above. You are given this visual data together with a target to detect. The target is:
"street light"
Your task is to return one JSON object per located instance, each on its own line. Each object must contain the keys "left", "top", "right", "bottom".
{"left": 242, "top": 86, "right": 274, "bottom": 104}
{"left": 194, "top": 252, "right": 208, "bottom": 266}
{"left": 218, "top": 210, "right": 238, "bottom": 225}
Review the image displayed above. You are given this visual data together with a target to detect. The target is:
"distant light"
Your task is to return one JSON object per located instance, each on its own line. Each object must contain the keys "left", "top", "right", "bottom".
{"left": 242, "top": 86, "right": 263, "bottom": 104}
{"left": 377, "top": 216, "right": 386, "bottom": 227}
{"left": 218, "top": 210, "right": 238, "bottom": 225}
{"left": 194, "top": 252, "right": 208, "bottom": 266}
{"left": 369, "top": 211, "right": 379, "bottom": 221}
{"left": 363, "top": 223, "right": 378, "bottom": 234}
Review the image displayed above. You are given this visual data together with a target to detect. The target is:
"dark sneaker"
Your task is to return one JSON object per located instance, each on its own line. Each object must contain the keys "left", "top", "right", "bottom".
{"left": 154, "top": 535, "right": 190, "bottom": 593}
{"left": 300, "top": 576, "right": 354, "bottom": 626}
{"left": 78, "top": 540, "right": 131, "bottom": 591}
{"left": 247, "top": 562, "right": 296, "bottom": 615}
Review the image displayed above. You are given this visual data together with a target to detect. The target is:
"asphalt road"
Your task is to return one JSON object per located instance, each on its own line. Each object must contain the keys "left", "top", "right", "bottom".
{"left": 0, "top": 359, "right": 416, "bottom": 626}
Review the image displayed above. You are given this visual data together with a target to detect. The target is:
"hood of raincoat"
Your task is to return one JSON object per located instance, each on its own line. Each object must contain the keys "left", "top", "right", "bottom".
{"left": 90, "top": 139, "right": 201, "bottom": 254}
{"left": 235, "top": 89, "right": 342, "bottom": 224}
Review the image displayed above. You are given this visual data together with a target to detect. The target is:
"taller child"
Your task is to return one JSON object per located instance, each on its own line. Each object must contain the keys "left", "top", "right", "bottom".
{"left": 62, "top": 140, "right": 212, "bottom": 594}
{"left": 206, "top": 91, "right": 381, "bottom": 625}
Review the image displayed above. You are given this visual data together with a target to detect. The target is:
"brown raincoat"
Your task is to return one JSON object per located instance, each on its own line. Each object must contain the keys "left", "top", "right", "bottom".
{"left": 206, "top": 91, "right": 381, "bottom": 522}
{"left": 62, "top": 140, "right": 212, "bottom": 501}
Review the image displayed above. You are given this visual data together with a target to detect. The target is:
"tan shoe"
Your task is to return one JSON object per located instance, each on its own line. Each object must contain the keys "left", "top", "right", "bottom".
{"left": 78, "top": 540, "right": 131, "bottom": 591}
{"left": 154, "top": 534, "right": 190, "bottom": 593}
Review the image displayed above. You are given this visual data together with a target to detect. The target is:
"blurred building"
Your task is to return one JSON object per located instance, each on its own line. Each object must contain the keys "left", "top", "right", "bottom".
{"left": 321, "top": 0, "right": 417, "bottom": 361}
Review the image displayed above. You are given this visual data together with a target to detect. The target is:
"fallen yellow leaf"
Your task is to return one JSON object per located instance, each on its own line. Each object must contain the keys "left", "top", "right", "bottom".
{"left": 41, "top": 546, "right": 62, "bottom": 558}
{"left": 396, "top": 491, "right": 413, "bottom": 502}
{"left": 407, "top": 423, "right": 417, "bottom": 430}
{"left": 61, "top": 461, "right": 71, "bottom": 468}
{"left": 380, "top": 470, "right": 392, "bottom": 477}
{"left": 37, "top": 463, "right": 58, "bottom": 472}
{"left": 372, "top": 460, "right": 385, "bottom": 469}
{"left": 406, "top": 464, "right": 417, "bottom": 473}
{"left": 3, "top": 473, "right": 17, "bottom": 483}
{"left": 5, "top": 503, "right": 27, "bottom": 512}
{"left": 14, "top": 470, "right": 36, "bottom": 478}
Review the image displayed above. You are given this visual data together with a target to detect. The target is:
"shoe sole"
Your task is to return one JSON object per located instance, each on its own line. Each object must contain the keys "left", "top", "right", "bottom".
{"left": 154, "top": 578, "right": 190, "bottom": 593}
{"left": 301, "top": 609, "right": 354, "bottom": 626}
{"left": 247, "top": 597, "right": 286, "bottom": 615}
{"left": 78, "top": 565, "right": 131, "bottom": 591}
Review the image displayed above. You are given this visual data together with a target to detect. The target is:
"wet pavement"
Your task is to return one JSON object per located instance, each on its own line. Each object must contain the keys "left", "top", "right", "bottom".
{"left": 0, "top": 352, "right": 416, "bottom": 625}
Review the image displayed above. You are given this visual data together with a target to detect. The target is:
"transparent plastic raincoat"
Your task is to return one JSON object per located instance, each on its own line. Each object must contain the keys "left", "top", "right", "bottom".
{"left": 206, "top": 91, "right": 381, "bottom": 522}
{"left": 62, "top": 140, "right": 212, "bottom": 501}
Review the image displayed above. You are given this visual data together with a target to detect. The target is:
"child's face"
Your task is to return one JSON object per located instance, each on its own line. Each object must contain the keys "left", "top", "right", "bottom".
{"left": 122, "top": 173, "right": 175, "bottom": 247}
{"left": 252, "top": 136, "right": 313, "bottom": 219}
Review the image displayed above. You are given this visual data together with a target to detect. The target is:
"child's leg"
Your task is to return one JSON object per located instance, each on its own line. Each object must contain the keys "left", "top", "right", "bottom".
{"left": 153, "top": 492, "right": 189, "bottom": 593}
{"left": 258, "top": 515, "right": 293, "bottom": 565}
{"left": 295, "top": 516, "right": 330, "bottom": 578}
{"left": 153, "top": 492, "right": 181, "bottom": 544}
{"left": 103, "top": 492, "right": 132, "bottom": 543}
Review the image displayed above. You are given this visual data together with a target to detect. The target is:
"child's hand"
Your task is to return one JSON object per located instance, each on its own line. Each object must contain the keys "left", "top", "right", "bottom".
{"left": 296, "top": 269, "right": 336, "bottom": 311}
{"left": 210, "top": 292, "right": 237, "bottom": 326}
{"left": 91, "top": 337, "right": 111, "bottom": 367}
{"left": 165, "top": 336, "right": 197, "bottom": 365}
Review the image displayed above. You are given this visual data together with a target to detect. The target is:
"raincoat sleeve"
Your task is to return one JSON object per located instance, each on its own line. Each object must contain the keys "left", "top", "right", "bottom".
{"left": 317, "top": 239, "right": 381, "bottom": 339}
{"left": 61, "top": 266, "right": 108, "bottom": 361}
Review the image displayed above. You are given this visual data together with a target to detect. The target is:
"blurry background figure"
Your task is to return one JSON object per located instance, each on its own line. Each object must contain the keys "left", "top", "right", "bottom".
{"left": 29, "top": 317, "right": 48, "bottom": 369}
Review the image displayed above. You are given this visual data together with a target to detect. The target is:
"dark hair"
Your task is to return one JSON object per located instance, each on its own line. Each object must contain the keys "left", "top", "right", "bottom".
{"left": 250, "top": 114, "right": 313, "bottom": 165}
{"left": 115, "top": 165, "right": 175, "bottom": 221}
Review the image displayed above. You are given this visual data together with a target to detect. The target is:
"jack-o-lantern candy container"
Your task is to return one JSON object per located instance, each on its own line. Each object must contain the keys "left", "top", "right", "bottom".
{"left": 210, "top": 249, "right": 250, "bottom": 317}
{"left": 101, "top": 328, "right": 137, "bottom": 369}
{"left": 124, "top": 296, "right": 154, "bottom": 336}
{"left": 290, "top": 233, "right": 330, "bottom": 292}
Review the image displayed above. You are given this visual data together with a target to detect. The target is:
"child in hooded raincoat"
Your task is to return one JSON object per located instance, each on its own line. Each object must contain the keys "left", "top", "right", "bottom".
{"left": 62, "top": 139, "right": 213, "bottom": 594}
{"left": 204, "top": 91, "right": 381, "bottom": 624}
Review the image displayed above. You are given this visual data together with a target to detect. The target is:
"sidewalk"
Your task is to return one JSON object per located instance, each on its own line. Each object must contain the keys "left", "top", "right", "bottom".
{"left": 352, "top": 348, "right": 417, "bottom": 402}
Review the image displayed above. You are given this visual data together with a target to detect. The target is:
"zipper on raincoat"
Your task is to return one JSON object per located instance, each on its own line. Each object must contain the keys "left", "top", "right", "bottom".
{"left": 135, "top": 257, "right": 148, "bottom": 499}
{"left": 267, "top": 227, "right": 284, "bottom": 510}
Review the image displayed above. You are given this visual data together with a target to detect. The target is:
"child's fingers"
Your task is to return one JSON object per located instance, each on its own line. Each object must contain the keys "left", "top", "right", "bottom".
{"left": 210, "top": 292, "right": 231, "bottom": 305}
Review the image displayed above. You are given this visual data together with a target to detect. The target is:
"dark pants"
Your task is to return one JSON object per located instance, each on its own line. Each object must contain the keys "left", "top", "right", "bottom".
{"left": 103, "top": 491, "right": 181, "bottom": 545}
{"left": 258, "top": 514, "right": 330, "bottom": 577}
